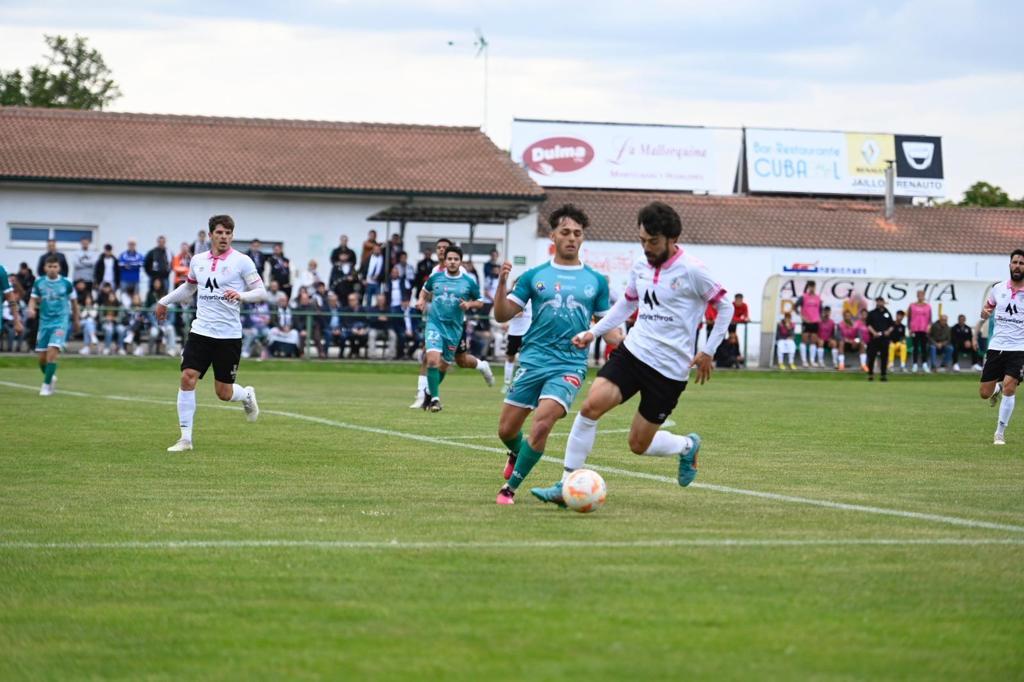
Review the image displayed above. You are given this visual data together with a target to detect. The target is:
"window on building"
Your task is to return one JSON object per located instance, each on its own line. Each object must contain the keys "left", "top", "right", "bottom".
{"left": 417, "top": 239, "right": 500, "bottom": 261}
{"left": 8, "top": 223, "right": 97, "bottom": 247}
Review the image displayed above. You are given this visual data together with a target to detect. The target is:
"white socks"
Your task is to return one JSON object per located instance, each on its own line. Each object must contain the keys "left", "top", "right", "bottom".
{"left": 642, "top": 431, "right": 692, "bottom": 457}
{"left": 997, "top": 394, "right": 1015, "bottom": 436}
{"left": 504, "top": 361, "right": 515, "bottom": 385}
{"left": 799, "top": 344, "right": 807, "bottom": 365}
{"left": 177, "top": 389, "right": 196, "bottom": 441}
{"left": 229, "top": 384, "right": 247, "bottom": 402}
{"left": 859, "top": 353, "right": 867, "bottom": 367}
{"left": 417, "top": 375, "right": 427, "bottom": 393}
{"left": 562, "top": 413, "right": 598, "bottom": 481}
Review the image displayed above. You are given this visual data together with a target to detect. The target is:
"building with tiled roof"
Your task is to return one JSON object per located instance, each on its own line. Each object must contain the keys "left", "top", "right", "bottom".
{"left": 0, "top": 107, "right": 546, "bottom": 294}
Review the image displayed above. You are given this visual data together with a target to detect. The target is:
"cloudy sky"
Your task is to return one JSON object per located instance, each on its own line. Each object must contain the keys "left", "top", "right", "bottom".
{"left": 2, "top": 0, "right": 1021, "bottom": 200}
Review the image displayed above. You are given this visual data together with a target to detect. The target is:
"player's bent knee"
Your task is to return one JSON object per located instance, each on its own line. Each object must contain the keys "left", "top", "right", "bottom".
{"left": 628, "top": 435, "right": 651, "bottom": 455}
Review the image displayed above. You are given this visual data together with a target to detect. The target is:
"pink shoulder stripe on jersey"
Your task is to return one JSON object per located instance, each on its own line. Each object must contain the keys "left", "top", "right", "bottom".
{"left": 704, "top": 284, "right": 726, "bottom": 303}
{"left": 624, "top": 291, "right": 639, "bottom": 302}
{"left": 186, "top": 277, "right": 198, "bottom": 284}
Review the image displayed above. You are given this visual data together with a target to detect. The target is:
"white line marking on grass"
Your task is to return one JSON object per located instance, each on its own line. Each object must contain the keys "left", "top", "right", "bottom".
{"left": 1, "top": 538, "right": 1022, "bottom": 551}
{"left": 2, "top": 380, "right": 1022, "bottom": 534}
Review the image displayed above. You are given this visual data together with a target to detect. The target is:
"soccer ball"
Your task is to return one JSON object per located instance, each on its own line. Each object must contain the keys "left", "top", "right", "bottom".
{"left": 563, "top": 469, "right": 607, "bottom": 513}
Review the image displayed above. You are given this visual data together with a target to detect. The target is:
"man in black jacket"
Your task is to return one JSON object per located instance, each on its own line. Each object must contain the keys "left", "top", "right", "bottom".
{"left": 866, "top": 296, "right": 894, "bottom": 381}
{"left": 36, "top": 239, "right": 68, "bottom": 277}
{"left": 143, "top": 235, "right": 171, "bottom": 293}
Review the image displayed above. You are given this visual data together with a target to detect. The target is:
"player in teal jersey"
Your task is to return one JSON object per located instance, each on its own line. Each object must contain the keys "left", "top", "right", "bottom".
{"left": 0, "top": 262, "right": 24, "bottom": 339}
{"left": 421, "top": 245, "right": 484, "bottom": 412}
{"left": 492, "top": 204, "right": 611, "bottom": 505}
{"left": 27, "top": 255, "right": 79, "bottom": 396}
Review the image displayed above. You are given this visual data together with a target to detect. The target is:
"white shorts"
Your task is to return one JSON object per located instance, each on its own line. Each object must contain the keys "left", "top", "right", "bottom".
{"left": 776, "top": 339, "right": 796, "bottom": 354}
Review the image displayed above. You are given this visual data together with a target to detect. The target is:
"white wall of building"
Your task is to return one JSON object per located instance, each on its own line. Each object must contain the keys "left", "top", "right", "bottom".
{"left": 0, "top": 184, "right": 538, "bottom": 285}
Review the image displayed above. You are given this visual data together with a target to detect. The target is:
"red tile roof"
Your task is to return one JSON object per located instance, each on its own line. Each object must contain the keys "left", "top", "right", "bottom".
{"left": 539, "top": 189, "right": 1024, "bottom": 256}
{"left": 0, "top": 107, "right": 544, "bottom": 200}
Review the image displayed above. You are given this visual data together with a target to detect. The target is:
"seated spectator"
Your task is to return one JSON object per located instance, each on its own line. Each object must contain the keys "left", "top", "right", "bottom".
{"left": 1, "top": 280, "right": 26, "bottom": 352}
{"left": 144, "top": 278, "right": 177, "bottom": 356}
{"left": 837, "top": 310, "right": 866, "bottom": 371}
{"left": 775, "top": 312, "right": 796, "bottom": 370}
{"left": 77, "top": 293, "right": 100, "bottom": 355}
{"left": 340, "top": 292, "right": 369, "bottom": 358}
{"left": 929, "top": 314, "right": 955, "bottom": 371}
{"left": 268, "top": 293, "right": 300, "bottom": 358}
{"left": 242, "top": 300, "right": 272, "bottom": 360}
{"left": 321, "top": 292, "right": 345, "bottom": 358}
{"left": 95, "top": 283, "right": 125, "bottom": 355}
{"left": 291, "top": 288, "right": 322, "bottom": 358}
{"left": 293, "top": 259, "right": 322, "bottom": 301}
{"left": 819, "top": 306, "right": 838, "bottom": 368}
{"left": 951, "top": 313, "right": 982, "bottom": 371}
{"left": 367, "top": 293, "right": 395, "bottom": 359}
{"left": 714, "top": 330, "right": 744, "bottom": 368}
{"left": 123, "top": 290, "right": 149, "bottom": 356}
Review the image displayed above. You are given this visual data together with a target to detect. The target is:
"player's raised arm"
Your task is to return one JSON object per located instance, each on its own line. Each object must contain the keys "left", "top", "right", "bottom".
{"left": 492, "top": 261, "right": 523, "bottom": 323}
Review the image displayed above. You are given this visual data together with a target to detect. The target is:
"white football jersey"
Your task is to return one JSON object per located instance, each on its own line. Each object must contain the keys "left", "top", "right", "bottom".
{"left": 507, "top": 300, "right": 532, "bottom": 336}
{"left": 622, "top": 248, "right": 725, "bottom": 381}
{"left": 187, "top": 248, "right": 261, "bottom": 339}
{"left": 985, "top": 281, "right": 1024, "bottom": 351}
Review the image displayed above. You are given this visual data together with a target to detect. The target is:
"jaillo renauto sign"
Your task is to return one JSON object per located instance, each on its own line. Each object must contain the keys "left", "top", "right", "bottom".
{"left": 745, "top": 128, "right": 944, "bottom": 198}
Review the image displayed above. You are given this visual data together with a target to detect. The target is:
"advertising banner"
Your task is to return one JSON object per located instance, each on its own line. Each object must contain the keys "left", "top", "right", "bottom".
{"left": 511, "top": 119, "right": 718, "bottom": 192}
{"left": 745, "top": 128, "right": 944, "bottom": 198}
{"left": 758, "top": 275, "right": 994, "bottom": 366}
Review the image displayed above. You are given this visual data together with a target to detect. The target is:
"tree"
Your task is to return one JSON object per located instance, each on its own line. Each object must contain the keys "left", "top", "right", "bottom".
{"left": 0, "top": 34, "right": 121, "bottom": 110}
{"left": 959, "top": 181, "right": 1024, "bottom": 208}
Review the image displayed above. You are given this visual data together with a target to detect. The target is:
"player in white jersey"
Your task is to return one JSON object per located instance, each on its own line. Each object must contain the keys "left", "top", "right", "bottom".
{"left": 532, "top": 202, "right": 734, "bottom": 505}
{"left": 502, "top": 297, "right": 532, "bottom": 393}
{"left": 408, "top": 237, "right": 493, "bottom": 408}
{"left": 978, "top": 249, "right": 1024, "bottom": 445}
{"left": 156, "top": 215, "right": 268, "bottom": 452}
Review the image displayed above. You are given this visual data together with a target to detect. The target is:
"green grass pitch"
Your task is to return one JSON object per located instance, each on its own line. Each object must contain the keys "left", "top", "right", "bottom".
{"left": 1, "top": 357, "right": 1022, "bottom": 680}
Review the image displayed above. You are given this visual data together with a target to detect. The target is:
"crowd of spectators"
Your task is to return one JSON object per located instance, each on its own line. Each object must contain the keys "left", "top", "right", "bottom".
{"left": 1, "top": 230, "right": 503, "bottom": 362}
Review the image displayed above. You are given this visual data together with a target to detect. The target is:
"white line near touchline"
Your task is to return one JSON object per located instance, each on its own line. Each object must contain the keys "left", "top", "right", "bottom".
{"left": 1, "top": 538, "right": 1022, "bottom": 551}
{"left": 2, "top": 380, "right": 1022, "bottom": 535}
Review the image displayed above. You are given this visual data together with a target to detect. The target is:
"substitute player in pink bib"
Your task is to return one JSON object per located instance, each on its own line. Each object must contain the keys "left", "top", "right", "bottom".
{"left": 531, "top": 202, "right": 734, "bottom": 506}
{"left": 794, "top": 281, "right": 823, "bottom": 367}
{"left": 978, "top": 249, "right": 1024, "bottom": 445}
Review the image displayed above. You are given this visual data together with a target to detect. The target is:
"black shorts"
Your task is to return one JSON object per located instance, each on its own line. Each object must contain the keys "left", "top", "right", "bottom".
{"left": 506, "top": 334, "right": 523, "bottom": 357}
{"left": 980, "top": 350, "right": 1024, "bottom": 383}
{"left": 842, "top": 340, "right": 861, "bottom": 353}
{"left": 598, "top": 344, "right": 687, "bottom": 424}
{"left": 181, "top": 332, "right": 242, "bottom": 383}
{"left": 456, "top": 333, "right": 468, "bottom": 356}
{"left": 802, "top": 322, "right": 820, "bottom": 335}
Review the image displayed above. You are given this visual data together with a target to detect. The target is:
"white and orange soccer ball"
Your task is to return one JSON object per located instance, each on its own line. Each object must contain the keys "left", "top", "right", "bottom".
{"left": 562, "top": 469, "right": 607, "bottom": 513}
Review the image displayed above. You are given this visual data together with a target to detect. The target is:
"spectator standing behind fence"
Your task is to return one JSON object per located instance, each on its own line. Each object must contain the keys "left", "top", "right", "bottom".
{"left": 322, "top": 292, "right": 344, "bottom": 357}
{"left": 360, "top": 229, "right": 379, "bottom": 268}
{"left": 888, "top": 310, "right": 909, "bottom": 372}
{"left": 118, "top": 240, "right": 144, "bottom": 293}
{"left": 951, "top": 314, "right": 983, "bottom": 372}
{"left": 483, "top": 250, "right": 501, "bottom": 301}
{"left": 329, "top": 252, "right": 359, "bottom": 302}
{"left": 414, "top": 249, "right": 436, "bottom": 296}
{"left": 172, "top": 242, "right": 191, "bottom": 287}
{"left": 384, "top": 233, "right": 404, "bottom": 275}
{"left": 330, "top": 234, "right": 357, "bottom": 269}
{"left": 70, "top": 238, "right": 98, "bottom": 294}
{"left": 361, "top": 244, "right": 385, "bottom": 305}
{"left": 865, "top": 296, "right": 893, "bottom": 382}
{"left": 907, "top": 289, "right": 932, "bottom": 373}
{"left": 776, "top": 312, "right": 796, "bottom": 370}
{"left": 292, "top": 259, "right": 322, "bottom": 301}
{"left": 190, "top": 230, "right": 210, "bottom": 255}
{"left": 246, "top": 239, "right": 267, "bottom": 281}
{"left": 36, "top": 239, "right": 69, "bottom": 277}
{"left": 794, "top": 280, "right": 823, "bottom": 367}
{"left": 292, "top": 288, "right": 322, "bottom": 358}
{"left": 929, "top": 314, "right": 954, "bottom": 371}
{"left": 94, "top": 244, "right": 120, "bottom": 290}
{"left": 397, "top": 252, "right": 415, "bottom": 291}
{"left": 268, "top": 244, "right": 292, "bottom": 299}
{"left": 144, "top": 235, "right": 172, "bottom": 293}
{"left": 729, "top": 293, "right": 749, "bottom": 333}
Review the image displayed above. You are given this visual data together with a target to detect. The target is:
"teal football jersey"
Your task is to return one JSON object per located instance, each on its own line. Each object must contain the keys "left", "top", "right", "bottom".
{"left": 424, "top": 270, "right": 481, "bottom": 337}
{"left": 31, "top": 275, "right": 74, "bottom": 325}
{"left": 509, "top": 260, "right": 610, "bottom": 367}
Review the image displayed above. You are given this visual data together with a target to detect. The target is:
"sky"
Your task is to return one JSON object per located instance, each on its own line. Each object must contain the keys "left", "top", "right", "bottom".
{"left": 1, "top": 0, "right": 1022, "bottom": 201}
